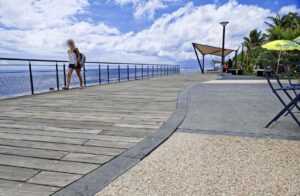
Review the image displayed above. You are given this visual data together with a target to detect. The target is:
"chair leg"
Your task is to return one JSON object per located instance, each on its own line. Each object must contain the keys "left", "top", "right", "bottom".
{"left": 266, "top": 94, "right": 300, "bottom": 128}
{"left": 282, "top": 89, "right": 300, "bottom": 111}
{"left": 284, "top": 104, "right": 297, "bottom": 116}
{"left": 276, "top": 77, "right": 300, "bottom": 111}
{"left": 271, "top": 86, "right": 299, "bottom": 117}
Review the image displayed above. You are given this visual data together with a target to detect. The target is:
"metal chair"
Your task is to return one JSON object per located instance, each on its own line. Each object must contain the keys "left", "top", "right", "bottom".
{"left": 265, "top": 72, "right": 300, "bottom": 128}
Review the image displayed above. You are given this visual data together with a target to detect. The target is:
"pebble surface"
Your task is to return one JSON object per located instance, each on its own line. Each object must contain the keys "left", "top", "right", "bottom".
{"left": 96, "top": 132, "right": 300, "bottom": 196}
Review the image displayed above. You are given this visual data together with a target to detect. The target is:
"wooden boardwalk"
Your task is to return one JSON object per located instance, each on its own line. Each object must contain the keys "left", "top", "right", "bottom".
{"left": 0, "top": 74, "right": 215, "bottom": 196}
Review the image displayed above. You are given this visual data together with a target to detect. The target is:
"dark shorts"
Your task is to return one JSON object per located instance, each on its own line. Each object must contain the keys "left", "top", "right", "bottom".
{"left": 69, "top": 64, "right": 81, "bottom": 70}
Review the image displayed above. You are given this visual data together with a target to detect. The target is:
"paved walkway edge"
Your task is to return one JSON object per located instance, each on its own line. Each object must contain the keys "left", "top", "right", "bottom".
{"left": 51, "top": 84, "right": 193, "bottom": 196}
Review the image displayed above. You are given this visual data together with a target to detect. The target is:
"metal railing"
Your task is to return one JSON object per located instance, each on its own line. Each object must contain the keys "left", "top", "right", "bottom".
{"left": 0, "top": 57, "right": 180, "bottom": 98}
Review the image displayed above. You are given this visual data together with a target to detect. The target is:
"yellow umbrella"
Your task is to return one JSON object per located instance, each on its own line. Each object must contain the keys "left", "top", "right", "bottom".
{"left": 294, "top": 36, "right": 300, "bottom": 44}
{"left": 262, "top": 40, "right": 300, "bottom": 73}
{"left": 262, "top": 40, "right": 300, "bottom": 51}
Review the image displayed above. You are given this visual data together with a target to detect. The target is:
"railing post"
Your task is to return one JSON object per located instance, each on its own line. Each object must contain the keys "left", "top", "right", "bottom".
{"left": 134, "top": 65, "right": 137, "bottom": 80}
{"left": 107, "top": 65, "right": 110, "bottom": 83}
{"left": 28, "top": 61, "right": 34, "bottom": 95}
{"left": 166, "top": 65, "right": 168, "bottom": 76}
{"left": 159, "top": 65, "right": 161, "bottom": 76}
{"left": 63, "top": 64, "right": 66, "bottom": 86}
{"left": 141, "top": 65, "right": 144, "bottom": 80}
{"left": 127, "top": 65, "right": 130, "bottom": 81}
{"left": 118, "top": 65, "right": 121, "bottom": 82}
{"left": 152, "top": 65, "right": 154, "bottom": 77}
{"left": 55, "top": 62, "right": 60, "bottom": 90}
{"left": 147, "top": 66, "right": 149, "bottom": 78}
{"left": 167, "top": 65, "right": 169, "bottom": 76}
{"left": 83, "top": 65, "right": 86, "bottom": 86}
{"left": 166, "top": 66, "right": 168, "bottom": 75}
{"left": 99, "top": 64, "right": 101, "bottom": 84}
{"left": 145, "top": 66, "right": 147, "bottom": 78}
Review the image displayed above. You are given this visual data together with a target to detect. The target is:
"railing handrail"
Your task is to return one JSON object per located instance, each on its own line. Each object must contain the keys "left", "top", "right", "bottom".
{"left": 0, "top": 57, "right": 177, "bottom": 66}
{"left": 0, "top": 56, "right": 181, "bottom": 98}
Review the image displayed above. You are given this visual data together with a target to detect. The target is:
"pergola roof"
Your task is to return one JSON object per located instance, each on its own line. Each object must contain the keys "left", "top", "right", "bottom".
{"left": 193, "top": 43, "right": 235, "bottom": 57}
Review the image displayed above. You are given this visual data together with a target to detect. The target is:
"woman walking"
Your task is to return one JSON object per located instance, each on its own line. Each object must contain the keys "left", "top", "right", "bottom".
{"left": 64, "top": 39, "right": 84, "bottom": 89}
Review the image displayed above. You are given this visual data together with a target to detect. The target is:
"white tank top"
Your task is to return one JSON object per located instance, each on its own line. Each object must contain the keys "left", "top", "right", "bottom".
{"left": 68, "top": 50, "right": 77, "bottom": 64}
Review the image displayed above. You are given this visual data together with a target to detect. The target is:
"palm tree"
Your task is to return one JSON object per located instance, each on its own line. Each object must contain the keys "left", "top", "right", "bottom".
{"left": 265, "top": 15, "right": 284, "bottom": 29}
{"left": 243, "top": 29, "right": 266, "bottom": 71}
{"left": 243, "top": 29, "right": 265, "bottom": 49}
{"left": 282, "top": 12, "right": 300, "bottom": 30}
{"left": 265, "top": 12, "right": 300, "bottom": 40}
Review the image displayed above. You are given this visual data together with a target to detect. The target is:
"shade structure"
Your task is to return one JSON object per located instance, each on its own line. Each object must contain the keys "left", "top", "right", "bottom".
{"left": 192, "top": 43, "right": 235, "bottom": 73}
{"left": 193, "top": 43, "right": 235, "bottom": 56}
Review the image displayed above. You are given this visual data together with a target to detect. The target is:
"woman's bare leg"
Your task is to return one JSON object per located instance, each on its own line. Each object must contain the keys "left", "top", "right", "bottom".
{"left": 66, "top": 68, "right": 73, "bottom": 89}
{"left": 75, "top": 69, "right": 84, "bottom": 88}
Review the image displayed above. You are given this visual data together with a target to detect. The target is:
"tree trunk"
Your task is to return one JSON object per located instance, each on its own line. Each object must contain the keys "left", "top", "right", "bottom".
{"left": 276, "top": 51, "right": 282, "bottom": 74}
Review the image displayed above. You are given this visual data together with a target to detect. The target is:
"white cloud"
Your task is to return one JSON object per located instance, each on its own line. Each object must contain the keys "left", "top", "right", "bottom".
{"left": 113, "top": 0, "right": 273, "bottom": 61}
{"left": 0, "top": 0, "right": 89, "bottom": 29}
{"left": 112, "top": 0, "right": 178, "bottom": 19}
{"left": 0, "top": 0, "right": 121, "bottom": 60}
{"left": 279, "top": 5, "right": 300, "bottom": 15}
{"left": 0, "top": 0, "right": 299, "bottom": 65}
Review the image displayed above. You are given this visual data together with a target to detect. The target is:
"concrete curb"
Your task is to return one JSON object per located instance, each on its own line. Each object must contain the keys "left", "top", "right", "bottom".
{"left": 52, "top": 84, "right": 193, "bottom": 196}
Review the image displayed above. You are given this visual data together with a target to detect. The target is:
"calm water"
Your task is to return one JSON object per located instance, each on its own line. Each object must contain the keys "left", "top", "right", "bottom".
{"left": 0, "top": 66, "right": 164, "bottom": 98}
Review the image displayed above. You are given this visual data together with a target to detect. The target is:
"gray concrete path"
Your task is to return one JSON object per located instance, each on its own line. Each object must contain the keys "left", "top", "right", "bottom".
{"left": 96, "top": 79, "right": 300, "bottom": 196}
{"left": 0, "top": 73, "right": 216, "bottom": 196}
{"left": 180, "top": 80, "right": 299, "bottom": 136}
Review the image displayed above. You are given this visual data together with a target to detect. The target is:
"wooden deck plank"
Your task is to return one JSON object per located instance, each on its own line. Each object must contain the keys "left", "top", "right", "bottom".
{"left": 0, "top": 139, "right": 124, "bottom": 156}
{"left": 0, "top": 179, "right": 59, "bottom": 196}
{"left": 0, "top": 132, "right": 87, "bottom": 145}
{"left": 28, "top": 171, "right": 81, "bottom": 187}
{"left": 100, "top": 129, "right": 155, "bottom": 138}
{"left": 85, "top": 139, "right": 137, "bottom": 149}
{"left": 0, "top": 165, "right": 39, "bottom": 181}
{"left": 0, "top": 128, "right": 143, "bottom": 143}
{"left": 0, "top": 123, "right": 102, "bottom": 134}
{"left": 0, "top": 145, "right": 67, "bottom": 159}
{"left": 0, "top": 74, "right": 216, "bottom": 195}
{"left": 62, "top": 153, "right": 113, "bottom": 164}
{"left": 0, "top": 154, "right": 98, "bottom": 174}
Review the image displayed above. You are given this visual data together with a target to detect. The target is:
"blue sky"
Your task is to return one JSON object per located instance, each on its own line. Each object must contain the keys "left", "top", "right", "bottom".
{"left": 0, "top": 0, "right": 299, "bottom": 68}
{"left": 86, "top": 0, "right": 300, "bottom": 32}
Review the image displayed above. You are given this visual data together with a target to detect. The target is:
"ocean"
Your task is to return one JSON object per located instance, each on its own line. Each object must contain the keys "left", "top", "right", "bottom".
{"left": 0, "top": 65, "right": 164, "bottom": 98}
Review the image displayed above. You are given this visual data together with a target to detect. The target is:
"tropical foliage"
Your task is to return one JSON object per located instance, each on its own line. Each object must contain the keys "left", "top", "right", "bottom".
{"left": 266, "top": 13, "right": 300, "bottom": 40}
{"left": 235, "top": 12, "right": 300, "bottom": 74}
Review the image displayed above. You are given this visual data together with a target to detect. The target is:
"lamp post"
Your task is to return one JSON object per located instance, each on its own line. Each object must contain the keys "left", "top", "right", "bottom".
{"left": 241, "top": 43, "right": 244, "bottom": 69}
{"left": 220, "top": 21, "right": 229, "bottom": 71}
